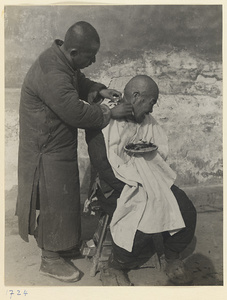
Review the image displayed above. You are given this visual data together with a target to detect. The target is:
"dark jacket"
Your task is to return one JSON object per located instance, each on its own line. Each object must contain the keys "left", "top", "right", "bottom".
{"left": 16, "top": 40, "right": 107, "bottom": 251}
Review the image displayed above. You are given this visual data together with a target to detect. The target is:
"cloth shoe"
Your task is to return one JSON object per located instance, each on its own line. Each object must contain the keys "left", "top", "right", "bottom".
{"left": 165, "top": 258, "right": 193, "bottom": 285}
{"left": 100, "top": 265, "right": 133, "bottom": 286}
{"left": 40, "top": 256, "right": 80, "bottom": 282}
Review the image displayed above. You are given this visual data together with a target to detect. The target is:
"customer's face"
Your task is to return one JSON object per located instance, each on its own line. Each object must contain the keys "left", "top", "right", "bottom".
{"left": 133, "top": 89, "right": 158, "bottom": 123}
{"left": 140, "top": 92, "right": 157, "bottom": 114}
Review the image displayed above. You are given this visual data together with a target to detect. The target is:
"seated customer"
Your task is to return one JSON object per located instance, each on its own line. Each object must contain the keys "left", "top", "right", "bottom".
{"left": 86, "top": 75, "right": 197, "bottom": 285}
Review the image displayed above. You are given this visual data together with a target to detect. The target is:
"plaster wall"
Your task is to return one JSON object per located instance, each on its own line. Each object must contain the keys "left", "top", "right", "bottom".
{"left": 4, "top": 5, "right": 222, "bottom": 192}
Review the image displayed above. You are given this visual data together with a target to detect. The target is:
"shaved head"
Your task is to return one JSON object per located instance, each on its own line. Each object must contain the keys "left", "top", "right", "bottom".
{"left": 123, "top": 75, "right": 159, "bottom": 123}
{"left": 124, "top": 75, "right": 159, "bottom": 102}
{"left": 64, "top": 21, "right": 100, "bottom": 52}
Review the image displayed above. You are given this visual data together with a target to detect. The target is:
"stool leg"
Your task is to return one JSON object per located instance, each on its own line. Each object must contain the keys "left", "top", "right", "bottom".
{"left": 90, "top": 214, "right": 109, "bottom": 277}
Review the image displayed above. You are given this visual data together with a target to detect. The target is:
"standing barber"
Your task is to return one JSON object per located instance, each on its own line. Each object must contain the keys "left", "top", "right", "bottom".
{"left": 16, "top": 21, "right": 132, "bottom": 282}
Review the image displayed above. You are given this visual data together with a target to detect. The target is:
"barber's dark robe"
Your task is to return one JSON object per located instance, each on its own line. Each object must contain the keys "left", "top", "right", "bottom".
{"left": 16, "top": 40, "right": 106, "bottom": 251}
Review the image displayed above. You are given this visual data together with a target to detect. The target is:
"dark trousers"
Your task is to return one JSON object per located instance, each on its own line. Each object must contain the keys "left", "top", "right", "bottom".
{"left": 111, "top": 185, "right": 197, "bottom": 270}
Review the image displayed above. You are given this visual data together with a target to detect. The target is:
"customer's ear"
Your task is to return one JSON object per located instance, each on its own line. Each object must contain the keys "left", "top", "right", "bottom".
{"left": 132, "top": 91, "right": 140, "bottom": 97}
{"left": 132, "top": 91, "right": 140, "bottom": 101}
{"left": 70, "top": 49, "right": 79, "bottom": 58}
{"left": 132, "top": 92, "right": 142, "bottom": 105}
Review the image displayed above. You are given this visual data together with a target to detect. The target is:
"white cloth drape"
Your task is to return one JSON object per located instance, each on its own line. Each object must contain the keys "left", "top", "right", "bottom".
{"left": 102, "top": 114, "right": 185, "bottom": 252}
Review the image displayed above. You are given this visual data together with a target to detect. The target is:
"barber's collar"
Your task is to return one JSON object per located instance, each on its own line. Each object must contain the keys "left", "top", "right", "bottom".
{"left": 53, "top": 39, "right": 77, "bottom": 73}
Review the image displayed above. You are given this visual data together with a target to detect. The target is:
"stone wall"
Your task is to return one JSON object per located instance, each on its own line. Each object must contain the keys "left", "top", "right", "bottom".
{"left": 5, "top": 5, "right": 222, "bottom": 88}
{"left": 4, "top": 5, "right": 222, "bottom": 192}
{"left": 81, "top": 49, "right": 223, "bottom": 188}
{"left": 5, "top": 48, "right": 222, "bottom": 191}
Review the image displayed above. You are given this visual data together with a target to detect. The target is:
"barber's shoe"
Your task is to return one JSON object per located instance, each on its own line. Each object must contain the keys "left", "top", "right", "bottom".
{"left": 165, "top": 258, "right": 193, "bottom": 285}
{"left": 100, "top": 265, "right": 133, "bottom": 286}
{"left": 40, "top": 257, "right": 80, "bottom": 282}
{"left": 58, "top": 246, "right": 82, "bottom": 259}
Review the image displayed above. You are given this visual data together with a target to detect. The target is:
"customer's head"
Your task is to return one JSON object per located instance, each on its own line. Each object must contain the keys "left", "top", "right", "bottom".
{"left": 62, "top": 21, "right": 100, "bottom": 70}
{"left": 123, "top": 75, "right": 159, "bottom": 123}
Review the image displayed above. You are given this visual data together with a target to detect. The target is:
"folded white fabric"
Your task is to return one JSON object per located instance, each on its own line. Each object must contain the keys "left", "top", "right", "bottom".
{"left": 102, "top": 114, "right": 185, "bottom": 252}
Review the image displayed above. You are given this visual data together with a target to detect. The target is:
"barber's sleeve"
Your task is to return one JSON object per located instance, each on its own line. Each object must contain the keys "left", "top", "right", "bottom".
{"left": 77, "top": 70, "right": 106, "bottom": 102}
{"left": 85, "top": 129, "right": 125, "bottom": 192}
{"left": 39, "top": 70, "right": 110, "bottom": 129}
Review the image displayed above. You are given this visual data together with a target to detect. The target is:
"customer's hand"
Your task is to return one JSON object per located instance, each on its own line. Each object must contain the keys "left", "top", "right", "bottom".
{"left": 110, "top": 103, "right": 133, "bottom": 119}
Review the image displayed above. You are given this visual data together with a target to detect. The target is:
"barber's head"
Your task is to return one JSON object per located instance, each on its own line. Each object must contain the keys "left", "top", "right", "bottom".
{"left": 124, "top": 75, "right": 159, "bottom": 123}
{"left": 63, "top": 21, "right": 100, "bottom": 70}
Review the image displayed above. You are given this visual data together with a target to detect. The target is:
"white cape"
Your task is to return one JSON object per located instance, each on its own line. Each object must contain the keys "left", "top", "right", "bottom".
{"left": 102, "top": 114, "right": 185, "bottom": 252}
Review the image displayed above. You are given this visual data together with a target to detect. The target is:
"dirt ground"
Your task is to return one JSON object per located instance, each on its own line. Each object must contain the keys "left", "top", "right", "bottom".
{"left": 4, "top": 185, "right": 223, "bottom": 287}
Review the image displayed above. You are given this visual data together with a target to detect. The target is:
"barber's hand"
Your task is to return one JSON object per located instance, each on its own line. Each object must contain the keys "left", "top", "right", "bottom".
{"left": 132, "top": 101, "right": 147, "bottom": 123}
{"left": 99, "top": 89, "right": 122, "bottom": 101}
{"left": 110, "top": 102, "right": 133, "bottom": 120}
